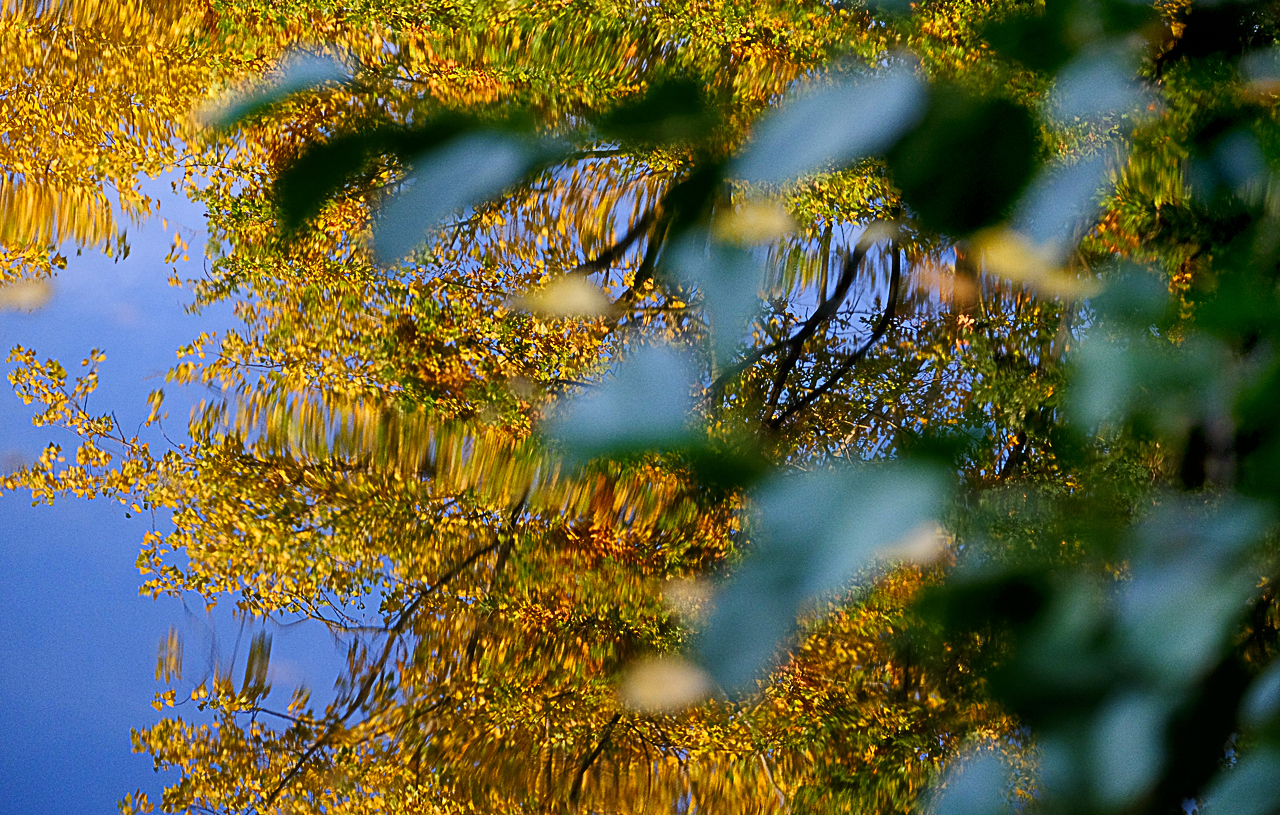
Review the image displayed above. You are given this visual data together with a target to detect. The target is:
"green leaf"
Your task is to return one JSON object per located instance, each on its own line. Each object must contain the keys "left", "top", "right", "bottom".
{"left": 1117, "top": 500, "right": 1268, "bottom": 681}
{"left": 1049, "top": 46, "right": 1149, "bottom": 123}
{"left": 734, "top": 65, "right": 924, "bottom": 185}
{"left": 274, "top": 117, "right": 487, "bottom": 237}
{"left": 1069, "top": 332, "right": 1231, "bottom": 433}
{"left": 660, "top": 161, "right": 725, "bottom": 238}
{"left": 1012, "top": 153, "right": 1112, "bottom": 258}
{"left": 981, "top": 0, "right": 1155, "bottom": 75}
{"left": 698, "top": 463, "right": 948, "bottom": 689}
{"left": 887, "top": 87, "right": 1038, "bottom": 235}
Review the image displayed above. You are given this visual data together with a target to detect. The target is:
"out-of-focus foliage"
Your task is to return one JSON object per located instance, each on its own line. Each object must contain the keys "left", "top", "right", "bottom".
{"left": 9, "top": 0, "right": 1280, "bottom": 814}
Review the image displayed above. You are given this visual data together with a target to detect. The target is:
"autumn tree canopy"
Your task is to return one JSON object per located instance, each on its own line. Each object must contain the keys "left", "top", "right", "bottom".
{"left": 5, "top": 0, "right": 1280, "bottom": 813}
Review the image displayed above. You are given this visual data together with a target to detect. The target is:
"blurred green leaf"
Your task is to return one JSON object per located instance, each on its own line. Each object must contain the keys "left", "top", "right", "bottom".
{"left": 1091, "top": 270, "right": 1170, "bottom": 326}
{"left": 1118, "top": 501, "right": 1267, "bottom": 681}
{"left": 1090, "top": 692, "right": 1169, "bottom": 808}
{"left": 666, "top": 233, "right": 765, "bottom": 363}
{"left": 275, "top": 116, "right": 501, "bottom": 237}
{"left": 678, "top": 436, "right": 772, "bottom": 497}
{"left": 210, "top": 51, "right": 348, "bottom": 130}
{"left": 1017, "top": 578, "right": 1111, "bottom": 694}
{"left": 595, "top": 76, "right": 718, "bottom": 146}
{"left": 1012, "top": 152, "right": 1112, "bottom": 259}
{"left": 980, "top": 0, "right": 1077, "bottom": 73}
{"left": 886, "top": 87, "right": 1038, "bottom": 235}
{"left": 661, "top": 161, "right": 725, "bottom": 238}
{"left": 274, "top": 131, "right": 387, "bottom": 236}
{"left": 1241, "top": 659, "right": 1280, "bottom": 728}
{"left": 1202, "top": 747, "right": 1280, "bottom": 815}
{"left": 927, "top": 751, "right": 1016, "bottom": 815}
{"left": 373, "top": 132, "right": 536, "bottom": 265}
{"left": 698, "top": 463, "right": 948, "bottom": 689}
{"left": 1050, "top": 46, "right": 1149, "bottom": 123}
{"left": 734, "top": 65, "right": 925, "bottom": 185}
{"left": 982, "top": 0, "right": 1152, "bottom": 73}
{"left": 543, "top": 344, "right": 699, "bottom": 461}
{"left": 1189, "top": 124, "right": 1269, "bottom": 201}
{"left": 1117, "top": 563, "right": 1253, "bottom": 681}
{"left": 1069, "top": 332, "right": 1231, "bottom": 434}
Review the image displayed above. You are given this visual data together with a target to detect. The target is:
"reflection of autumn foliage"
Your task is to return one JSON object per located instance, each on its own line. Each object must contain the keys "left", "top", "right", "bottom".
{"left": 3, "top": 1, "right": 1058, "bottom": 811}
{"left": 0, "top": 0, "right": 199, "bottom": 257}
{"left": 12, "top": 0, "right": 1280, "bottom": 814}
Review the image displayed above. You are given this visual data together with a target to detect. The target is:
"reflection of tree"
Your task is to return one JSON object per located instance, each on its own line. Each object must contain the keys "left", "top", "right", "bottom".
{"left": 4, "top": 2, "right": 1061, "bottom": 812}
{"left": 0, "top": 1, "right": 203, "bottom": 278}
{"left": 11, "top": 1, "right": 1280, "bottom": 814}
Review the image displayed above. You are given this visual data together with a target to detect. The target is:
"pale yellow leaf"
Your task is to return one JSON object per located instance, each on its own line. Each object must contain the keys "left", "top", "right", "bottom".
{"left": 0, "top": 279, "right": 52, "bottom": 311}
{"left": 976, "top": 228, "right": 1101, "bottom": 298}
{"left": 619, "top": 656, "right": 712, "bottom": 713}
{"left": 879, "top": 521, "right": 951, "bottom": 565}
{"left": 713, "top": 200, "right": 796, "bottom": 244}
{"left": 515, "top": 275, "right": 612, "bottom": 317}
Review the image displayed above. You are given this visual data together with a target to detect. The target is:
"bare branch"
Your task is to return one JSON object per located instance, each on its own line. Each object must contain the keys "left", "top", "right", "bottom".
{"left": 761, "top": 230, "right": 882, "bottom": 422}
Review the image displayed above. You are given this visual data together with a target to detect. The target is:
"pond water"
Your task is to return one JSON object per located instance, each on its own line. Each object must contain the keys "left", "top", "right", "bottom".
{"left": 0, "top": 185, "right": 344, "bottom": 814}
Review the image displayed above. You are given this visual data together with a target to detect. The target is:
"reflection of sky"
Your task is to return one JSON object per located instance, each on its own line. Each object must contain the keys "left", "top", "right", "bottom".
{"left": 0, "top": 180, "right": 342, "bottom": 814}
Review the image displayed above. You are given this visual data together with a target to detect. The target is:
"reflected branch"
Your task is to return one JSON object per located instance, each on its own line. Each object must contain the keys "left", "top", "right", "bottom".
{"left": 762, "top": 232, "right": 878, "bottom": 424}
{"left": 260, "top": 536, "right": 502, "bottom": 810}
{"left": 569, "top": 208, "right": 656, "bottom": 277}
{"left": 569, "top": 711, "right": 622, "bottom": 804}
{"left": 770, "top": 239, "right": 902, "bottom": 429}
